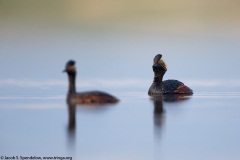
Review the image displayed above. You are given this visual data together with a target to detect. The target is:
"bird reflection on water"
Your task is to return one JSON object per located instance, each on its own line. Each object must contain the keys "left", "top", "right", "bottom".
{"left": 67, "top": 101, "right": 76, "bottom": 149}
{"left": 66, "top": 96, "right": 117, "bottom": 149}
{"left": 151, "top": 94, "right": 192, "bottom": 139}
{"left": 151, "top": 95, "right": 165, "bottom": 140}
{"left": 66, "top": 93, "right": 192, "bottom": 148}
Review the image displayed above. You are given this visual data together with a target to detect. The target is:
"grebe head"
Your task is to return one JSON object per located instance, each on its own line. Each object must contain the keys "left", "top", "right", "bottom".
{"left": 152, "top": 54, "right": 167, "bottom": 72}
{"left": 63, "top": 60, "right": 76, "bottom": 76}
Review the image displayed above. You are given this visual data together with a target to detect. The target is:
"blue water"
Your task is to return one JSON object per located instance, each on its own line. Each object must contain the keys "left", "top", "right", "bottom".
{"left": 1, "top": 92, "right": 240, "bottom": 160}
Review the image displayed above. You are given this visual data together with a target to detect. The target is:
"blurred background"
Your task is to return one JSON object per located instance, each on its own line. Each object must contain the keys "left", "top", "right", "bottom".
{"left": 1, "top": 1, "right": 240, "bottom": 159}
{"left": 0, "top": 0, "right": 240, "bottom": 95}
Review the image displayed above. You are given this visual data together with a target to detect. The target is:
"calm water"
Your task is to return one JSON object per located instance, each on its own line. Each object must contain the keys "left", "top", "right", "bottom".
{"left": 1, "top": 92, "right": 240, "bottom": 160}
{"left": 1, "top": 0, "right": 240, "bottom": 159}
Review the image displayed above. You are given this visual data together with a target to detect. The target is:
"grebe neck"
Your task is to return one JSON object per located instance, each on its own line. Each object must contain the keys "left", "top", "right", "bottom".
{"left": 153, "top": 72, "right": 164, "bottom": 84}
{"left": 68, "top": 74, "right": 76, "bottom": 95}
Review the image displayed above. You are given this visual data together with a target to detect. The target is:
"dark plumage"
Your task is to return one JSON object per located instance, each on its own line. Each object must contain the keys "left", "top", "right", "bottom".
{"left": 63, "top": 60, "right": 119, "bottom": 104}
{"left": 162, "top": 80, "right": 192, "bottom": 94}
{"left": 148, "top": 54, "right": 193, "bottom": 96}
{"left": 69, "top": 91, "right": 119, "bottom": 104}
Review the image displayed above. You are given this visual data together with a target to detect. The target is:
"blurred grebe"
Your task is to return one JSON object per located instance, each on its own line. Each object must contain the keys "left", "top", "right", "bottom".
{"left": 63, "top": 60, "right": 119, "bottom": 104}
{"left": 148, "top": 54, "right": 193, "bottom": 96}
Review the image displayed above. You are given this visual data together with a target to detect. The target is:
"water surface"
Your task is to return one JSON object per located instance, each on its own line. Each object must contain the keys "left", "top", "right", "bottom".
{"left": 1, "top": 92, "right": 240, "bottom": 160}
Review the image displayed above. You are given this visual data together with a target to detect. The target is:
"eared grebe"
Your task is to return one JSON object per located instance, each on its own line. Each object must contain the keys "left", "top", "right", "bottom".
{"left": 63, "top": 60, "right": 119, "bottom": 104}
{"left": 148, "top": 54, "right": 193, "bottom": 96}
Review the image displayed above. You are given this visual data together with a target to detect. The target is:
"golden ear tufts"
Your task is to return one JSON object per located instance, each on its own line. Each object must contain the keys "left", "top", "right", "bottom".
{"left": 158, "top": 59, "right": 167, "bottom": 70}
